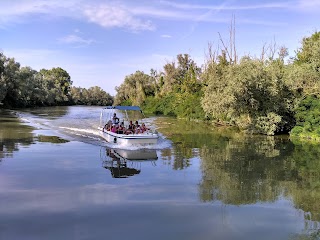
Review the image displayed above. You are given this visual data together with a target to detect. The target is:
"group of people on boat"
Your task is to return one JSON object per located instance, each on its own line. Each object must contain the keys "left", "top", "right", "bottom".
{"left": 103, "top": 113, "right": 150, "bottom": 135}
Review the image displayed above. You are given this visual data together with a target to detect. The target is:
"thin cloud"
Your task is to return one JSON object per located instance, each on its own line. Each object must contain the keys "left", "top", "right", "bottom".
{"left": 161, "top": 34, "right": 172, "bottom": 38}
{"left": 0, "top": 0, "right": 80, "bottom": 23}
{"left": 58, "top": 34, "right": 95, "bottom": 45}
{"left": 0, "top": 0, "right": 306, "bottom": 31}
{"left": 131, "top": 6, "right": 191, "bottom": 19}
{"left": 0, "top": 0, "right": 155, "bottom": 32}
{"left": 133, "top": 2, "right": 287, "bottom": 27}
{"left": 160, "top": 0, "right": 291, "bottom": 10}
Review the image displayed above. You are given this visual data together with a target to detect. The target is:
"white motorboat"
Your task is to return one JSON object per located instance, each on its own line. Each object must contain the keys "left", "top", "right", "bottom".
{"left": 98, "top": 106, "right": 159, "bottom": 145}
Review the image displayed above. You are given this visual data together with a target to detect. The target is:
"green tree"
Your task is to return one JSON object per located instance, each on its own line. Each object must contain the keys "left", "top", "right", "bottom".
{"left": 0, "top": 52, "right": 6, "bottom": 105}
{"left": 295, "top": 31, "right": 320, "bottom": 71}
{"left": 287, "top": 31, "right": 320, "bottom": 141}
{"left": 114, "top": 71, "right": 155, "bottom": 106}
{"left": 14, "top": 67, "right": 45, "bottom": 107}
{"left": 290, "top": 95, "right": 320, "bottom": 141}
{"left": 0, "top": 55, "right": 21, "bottom": 107}
{"left": 142, "top": 54, "right": 204, "bottom": 119}
{"left": 40, "top": 67, "right": 72, "bottom": 105}
{"left": 70, "top": 86, "right": 113, "bottom": 106}
{"left": 201, "top": 54, "right": 295, "bottom": 135}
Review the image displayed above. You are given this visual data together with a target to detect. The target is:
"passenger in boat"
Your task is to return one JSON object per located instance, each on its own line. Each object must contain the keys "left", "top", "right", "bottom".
{"left": 104, "top": 120, "right": 112, "bottom": 131}
{"left": 112, "top": 113, "right": 120, "bottom": 125}
{"left": 111, "top": 124, "right": 117, "bottom": 133}
{"left": 140, "top": 123, "right": 149, "bottom": 133}
{"left": 125, "top": 121, "right": 134, "bottom": 134}
{"left": 134, "top": 121, "right": 141, "bottom": 134}
{"left": 117, "top": 122, "right": 125, "bottom": 134}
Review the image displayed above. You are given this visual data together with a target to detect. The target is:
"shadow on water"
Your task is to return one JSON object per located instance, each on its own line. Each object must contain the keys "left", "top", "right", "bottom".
{"left": 100, "top": 147, "right": 158, "bottom": 178}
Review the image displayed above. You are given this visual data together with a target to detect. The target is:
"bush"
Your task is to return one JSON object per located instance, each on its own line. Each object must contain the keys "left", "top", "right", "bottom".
{"left": 290, "top": 95, "right": 320, "bottom": 141}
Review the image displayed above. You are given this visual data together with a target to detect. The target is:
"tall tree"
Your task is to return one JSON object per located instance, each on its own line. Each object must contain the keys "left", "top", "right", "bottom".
{"left": 114, "top": 71, "right": 155, "bottom": 105}
{"left": 0, "top": 55, "right": 20, "bottom": 107}
{"left": 295, "top": 31, "right": 320, "bottom": 70}
{"left": 40, "top": 67, "right": 72, "bottom": 105}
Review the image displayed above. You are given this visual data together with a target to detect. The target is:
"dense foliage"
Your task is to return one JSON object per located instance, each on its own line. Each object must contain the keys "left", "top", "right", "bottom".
{"left": 114, "top": 31, "right": 320, "bottom": 140}
{"left": 115, "top": 54, "right": 205, "bottom": 119}
{"left": 0, "top": 52, "right": 113, "bottom": 108}
{"left": 290, "top": 95, "right": 320, "bottom": 141}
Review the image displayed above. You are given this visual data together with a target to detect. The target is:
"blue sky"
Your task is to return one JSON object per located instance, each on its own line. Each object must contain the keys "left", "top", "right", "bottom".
{"left": 1, "top": 0, "right": 320, "bottom": 96}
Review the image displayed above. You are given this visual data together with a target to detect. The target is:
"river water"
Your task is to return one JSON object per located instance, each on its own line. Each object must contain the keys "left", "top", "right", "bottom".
{"left": 0, "top": 106, "right": 319, "bottom": 240}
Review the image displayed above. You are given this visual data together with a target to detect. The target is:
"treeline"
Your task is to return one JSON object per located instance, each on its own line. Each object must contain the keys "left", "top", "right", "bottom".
{"left": 0, "top": 52, "right": 114, "bottom": 108}
{"left": 114, "top": 31, "right": 320, "bottom": 139}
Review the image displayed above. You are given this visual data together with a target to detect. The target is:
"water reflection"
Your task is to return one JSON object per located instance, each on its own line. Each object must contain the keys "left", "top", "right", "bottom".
{"left": 198, "top": 135, "right": 320, "bottom": 225}
{"left": 0, "top": 109, "right": 70, "bottom": 162}
{"left": 2, "top": 109, "right": 320, "bottom": 239}
{"left": 157, "top": 117, "right": 320, "bottom": 231}
{"left": 101, "top": 148, "right": 158, "bottom": 178}
{"left": 0, "top": 109, "right": 35, "bottom": 161}
{"left": 36, "top": 135, "right": 69, "bottom": 144}
{"left": 199, "top": 135, "right": 296, "bottom": 205}
{"left": 19, "top": 106, "right": 69, "bottom": 119}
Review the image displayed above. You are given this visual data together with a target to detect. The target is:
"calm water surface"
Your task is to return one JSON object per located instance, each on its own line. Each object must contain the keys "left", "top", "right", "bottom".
{"left": 0, "top": 106, "right": 319, "bottom": 240}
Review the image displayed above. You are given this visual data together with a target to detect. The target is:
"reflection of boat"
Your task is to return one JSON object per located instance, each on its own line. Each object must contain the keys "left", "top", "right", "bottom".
{"left": 101, "top": 148, "right": 157, "bottom": 178}
{"left": 98, "top": 106, "right": 159, "bottom": 145}
{"left": 112, "top": 149, "right": 158, "bottom": 161}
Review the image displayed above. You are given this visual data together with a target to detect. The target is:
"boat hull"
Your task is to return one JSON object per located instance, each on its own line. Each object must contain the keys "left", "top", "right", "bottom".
{"left": 99, "top": 128, "right": 158, "bottom": 145}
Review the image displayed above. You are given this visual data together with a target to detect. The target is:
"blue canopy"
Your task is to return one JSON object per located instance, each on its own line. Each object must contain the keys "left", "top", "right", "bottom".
{"left": 103, "top": 106, "right": 142, "bottom": 111}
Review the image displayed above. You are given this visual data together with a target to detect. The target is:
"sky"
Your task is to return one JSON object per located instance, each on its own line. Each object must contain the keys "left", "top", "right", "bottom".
{"left": 1, "top": 0, "right": 320, "bottom": 96}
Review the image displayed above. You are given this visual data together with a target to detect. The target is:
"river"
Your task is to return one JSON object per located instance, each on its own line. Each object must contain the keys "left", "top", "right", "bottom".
{"left": 0, "top": 106, "right": 319, "bottom": 240}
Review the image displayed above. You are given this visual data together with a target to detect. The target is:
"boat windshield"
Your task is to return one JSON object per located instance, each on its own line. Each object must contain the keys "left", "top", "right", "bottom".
{"left": 99, "top": 106, "right": 145, "bottom": 129}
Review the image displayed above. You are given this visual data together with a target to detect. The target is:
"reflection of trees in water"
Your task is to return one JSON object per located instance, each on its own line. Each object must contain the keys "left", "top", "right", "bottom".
{"left": 36, "top": 135, "right": 69, "bottom": 143}
{"left": 283, "top": 143, "right": 320, "bottom": 222}
{"left": 0, "top": 110, "right": 70, "bottom": 162}
{"left": 199, "top": 133, "right": 320, "bottom": 226}
{"left": 199, "top": 135, "right": 296, "bottom": 205}
{"left": 0, "top": 110, "right": 35, "bottom": 161}
{"left": 157, "top": 117, "right": 232, "bottom": 170}
{"left": 158, "top": 117, "right": 320, "bottom": 227}
{"left": 20, "top": 106, "right": 69, "bottom": 119}
{"left": 161, "top": 143, "right": 192, "bottom": 170}
{"left": 289, "top": 228, "right": 320, "bottom": 240}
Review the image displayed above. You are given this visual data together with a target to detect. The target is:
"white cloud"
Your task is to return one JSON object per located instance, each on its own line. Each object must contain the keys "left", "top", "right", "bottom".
{"left": 161, "top": 34, "right": 172, "bottom": 38}
{"left": 82, "top": 3, "right": 155, "bottom": 32}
